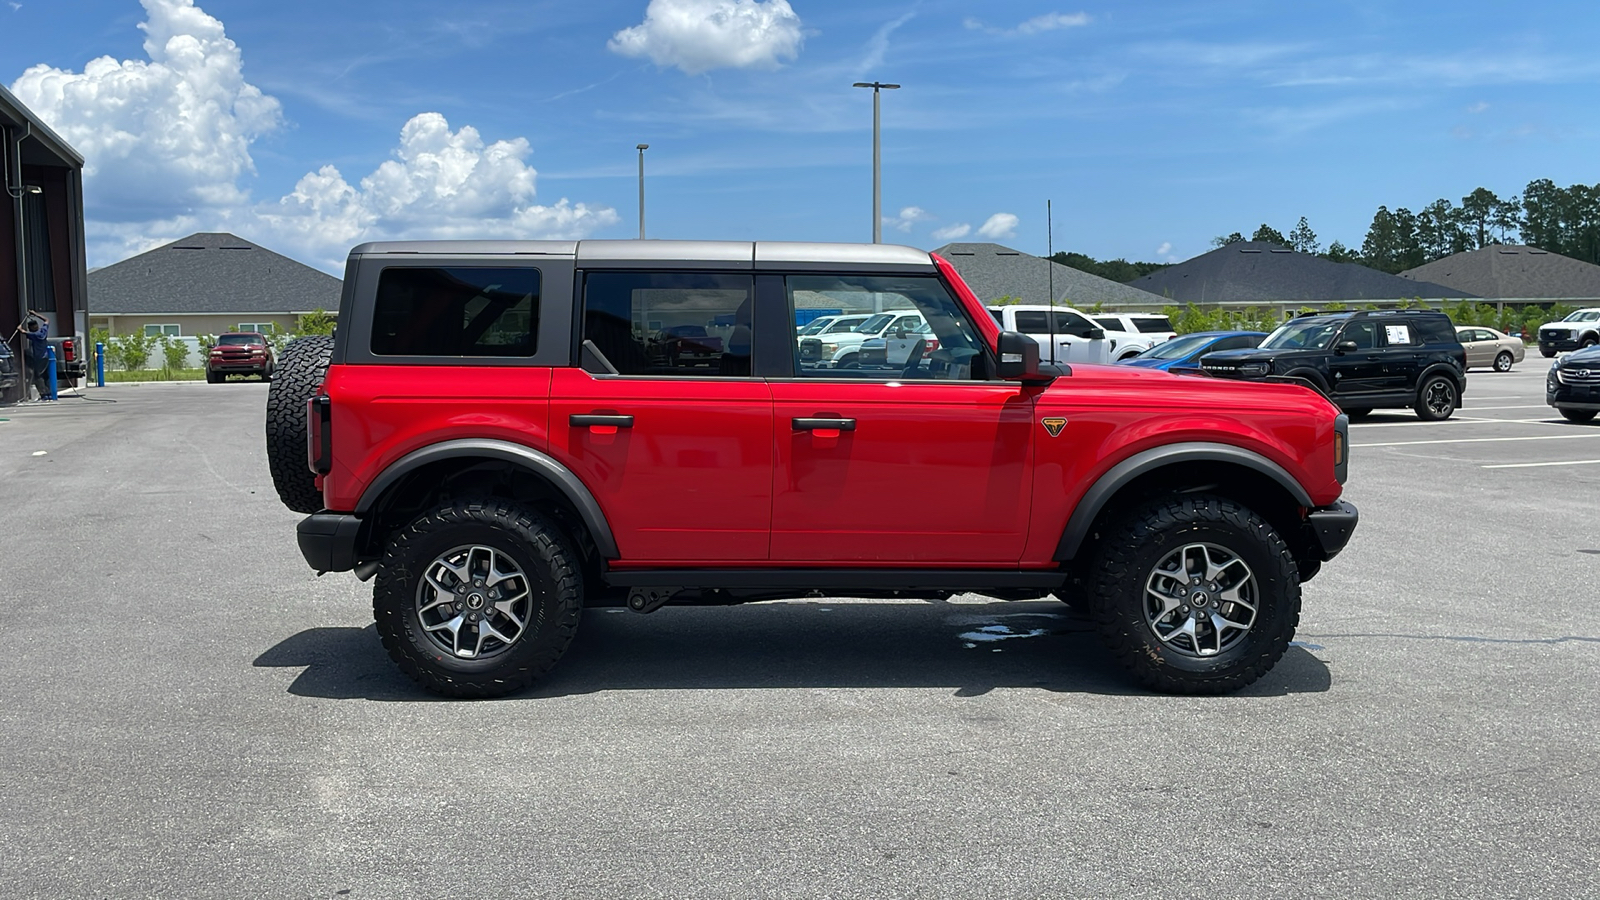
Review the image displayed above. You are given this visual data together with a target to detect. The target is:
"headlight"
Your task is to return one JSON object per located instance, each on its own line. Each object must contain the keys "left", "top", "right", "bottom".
{"left": 820, "top": 342, "right": 840, "bottom": 354}
{"left": 1239, "top": 363, "right": 1269, "bottom": 376}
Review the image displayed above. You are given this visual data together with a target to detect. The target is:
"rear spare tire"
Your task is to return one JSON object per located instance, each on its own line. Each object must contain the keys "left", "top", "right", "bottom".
{"left": 266, "top": 335, "right": 334, "bottom": 513}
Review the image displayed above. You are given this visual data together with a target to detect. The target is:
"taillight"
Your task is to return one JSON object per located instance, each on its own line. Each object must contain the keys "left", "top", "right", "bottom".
{"left": 306, "top": 395, "right": 332, "bottom": 475}
{"left": 924, "top": 338, "right": 940, "bottom": 352}
{"left": 62, "top": 339, "right": 75, "bottom": 362}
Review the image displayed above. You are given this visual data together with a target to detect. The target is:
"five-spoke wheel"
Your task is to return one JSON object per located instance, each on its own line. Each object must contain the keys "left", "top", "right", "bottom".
{"left": 1144, "top": 543, "right": 1258, "bottom": 658}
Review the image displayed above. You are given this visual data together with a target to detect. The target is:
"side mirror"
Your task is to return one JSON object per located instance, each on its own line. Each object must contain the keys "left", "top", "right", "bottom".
{"left": 997, "top": 331, "right": 1041, "bottom": 380}
{"left": 1087, "top": 327, "right": 1106, "bottom": 340}
{"left": 1335, "top": 340, "right": 1358, "bottom": 353}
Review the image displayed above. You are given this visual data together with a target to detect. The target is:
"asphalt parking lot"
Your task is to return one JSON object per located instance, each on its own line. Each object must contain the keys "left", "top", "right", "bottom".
{"left": 1, "top": 365, "right": 1596, "bottom": 899}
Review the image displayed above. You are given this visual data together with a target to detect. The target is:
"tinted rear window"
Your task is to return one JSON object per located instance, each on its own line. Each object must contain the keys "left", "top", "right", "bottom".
{"left": 371, "top": 267, "right": 539, "bottom": 357}
{"left": 1134, "top": 317, "right": 1174, "bottom": 333}
{"left": 1411, "top": 315, "right": 1458, "bottom": 345}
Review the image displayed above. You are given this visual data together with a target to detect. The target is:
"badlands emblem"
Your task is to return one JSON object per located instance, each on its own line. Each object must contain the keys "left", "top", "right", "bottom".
{"left": 1040, "top": 417, "right": 1068, "bottom": 437}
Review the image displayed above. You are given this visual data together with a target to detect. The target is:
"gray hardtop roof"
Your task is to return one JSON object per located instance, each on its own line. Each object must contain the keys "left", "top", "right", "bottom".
{"left": 348, "top": 239, "right": 933, "bottom": 269}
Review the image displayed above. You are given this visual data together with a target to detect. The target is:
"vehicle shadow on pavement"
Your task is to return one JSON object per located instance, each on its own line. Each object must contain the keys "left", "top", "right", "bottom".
{"left": 254, "top": 600, "right": 1330, "bottom": 700}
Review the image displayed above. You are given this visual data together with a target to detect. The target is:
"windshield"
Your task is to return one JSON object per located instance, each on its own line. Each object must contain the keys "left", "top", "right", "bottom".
{"left": 219, "top": 334, "right": 261, "bottom": 345}
{"left": 1565, "top": 310, "right": 1600, "bottom": 323}
{"left": 824, "top": 317, "right": 868, "bottom": 333}
{"left": 1138, "top": 333, "right": 1214, "bottom": 360}
{"left": 855, "top": 313, "right": 896, "bottom": 333}
{"left": 799, "top": 318, "right": 834, "bottom": 335}
{"left": 1260, "top": 319, "right": 1341, "bottom": 351}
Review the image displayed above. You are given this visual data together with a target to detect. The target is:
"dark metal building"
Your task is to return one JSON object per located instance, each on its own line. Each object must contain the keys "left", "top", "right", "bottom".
{"left": 2, "top": 83, "right": 88, "bottom": 401}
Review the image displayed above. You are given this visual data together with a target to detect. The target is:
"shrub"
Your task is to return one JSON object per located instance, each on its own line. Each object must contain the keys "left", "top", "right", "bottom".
{"left": 107, "top": 332, "right": 153, "bottom": 371}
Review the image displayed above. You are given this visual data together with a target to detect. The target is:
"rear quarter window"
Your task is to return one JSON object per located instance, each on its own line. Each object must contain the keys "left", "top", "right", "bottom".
{"left": 1134, "top": 317, "right": 1174, "bottom": 333}
{"left": 370, "top": 267, "right": 540, "bottom": 357}
{"left": 1411, "top": 316, "right": 1459, "bottom": 346}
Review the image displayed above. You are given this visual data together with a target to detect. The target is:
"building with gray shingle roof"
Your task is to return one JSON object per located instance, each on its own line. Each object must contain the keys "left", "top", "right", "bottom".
{"left": 88, "top": 232, "right": 342, "bottom": 337}
{"left": 1399, "top": 245, "right": 1600, "bottom": 302}
{"left": 932, "top": 242, "right": 1169, "bottom": 308}
{"left": 1130, "top": 242, "right": 1473, "bottom": 304}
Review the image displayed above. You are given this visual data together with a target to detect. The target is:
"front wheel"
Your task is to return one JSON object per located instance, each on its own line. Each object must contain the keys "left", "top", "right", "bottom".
{"left": 1342, "top": 407, "right": 1371, "bottom": 422}
{"left": 1087, "top": 495, "right": 1301, "bottom": 694}
{"left": 373, "top": 498, "right": 583, "bottom": 698}
{"left": 1560, "top": 408, "right": 1598, "bottom": 424}
{"left": 1541, "top": 349, "right": 1556, "bottom": 358}
{"left": 1493, "top": 352, "right": 1514, "bottom": 372}
{"left": 1415, "top": 375, "right": 1458, "bottom": 421}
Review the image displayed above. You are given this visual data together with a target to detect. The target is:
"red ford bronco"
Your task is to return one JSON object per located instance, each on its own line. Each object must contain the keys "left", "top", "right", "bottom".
{"left": 266, "top": 240, "right": 1356, "bottom": 697}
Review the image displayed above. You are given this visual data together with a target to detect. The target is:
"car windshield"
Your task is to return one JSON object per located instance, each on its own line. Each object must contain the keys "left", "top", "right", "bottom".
{"left": 1260, "top": 319, "right": 1341, "bottom": 351}
{"left": 1138, "top": 333, "right": 1214, "bottom": 360}
{"left": 824, "top": 317, "right": 868, "bottom": 333}
{"left": 855, "top": 313, "right": 896, "bottom": 333}
{"left": 1564, "top": 311, "right": 1600, "bottom": 323}
{"left": 798, "top": 318, "right": 834, "bottom": 335}
{"left": 219, "top": 334, "right": 261, "bottom": 345}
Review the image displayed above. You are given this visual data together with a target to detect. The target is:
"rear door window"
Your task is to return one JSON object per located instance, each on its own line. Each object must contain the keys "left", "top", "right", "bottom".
{"left": 371, "top": 267, "right": 540, "bottom": 357}
{"left": 582, "top": 271, "right": 753, "bottom": 376}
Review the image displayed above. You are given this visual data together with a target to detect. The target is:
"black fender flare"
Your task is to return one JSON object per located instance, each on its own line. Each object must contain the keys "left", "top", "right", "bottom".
{"left": 355, "top": 439, "right": 620, "bottom": 558}
{"left": 1054, "top": 441, "right": 1314, "bottom": 561}
{"left": 1416, "top": 362, "right": 1465, "bottom": 394}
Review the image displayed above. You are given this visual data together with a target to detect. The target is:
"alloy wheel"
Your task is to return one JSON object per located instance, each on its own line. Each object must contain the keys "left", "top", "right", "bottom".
{"left": 415, "top": 545, "right": 533, "bottom": 660}
{"left": 1143, "top": 543, "right": 1258, "bottom": 657}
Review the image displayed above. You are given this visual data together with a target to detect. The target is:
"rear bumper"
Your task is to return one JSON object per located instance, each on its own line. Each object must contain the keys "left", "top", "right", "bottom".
{"left": 1305, "top": 500, "right": 1359, "bottom": 561}
{"left": 297, "top": 512, "right": 362, "bottom": 572}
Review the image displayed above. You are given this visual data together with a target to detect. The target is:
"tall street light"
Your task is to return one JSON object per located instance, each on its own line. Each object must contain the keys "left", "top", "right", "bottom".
{"left": 852, "top": 82, "right": 899, "bottom": 243}
{"left": 636, "top": 144, "right": 649, "bottom": 240}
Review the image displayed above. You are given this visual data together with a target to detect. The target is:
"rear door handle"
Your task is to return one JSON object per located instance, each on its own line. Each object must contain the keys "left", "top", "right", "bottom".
{"left": 570, "top": 414, "right": 634, "bottom": 428}
{"left": 792, "top": 417, "right": 856, "bottom": 432}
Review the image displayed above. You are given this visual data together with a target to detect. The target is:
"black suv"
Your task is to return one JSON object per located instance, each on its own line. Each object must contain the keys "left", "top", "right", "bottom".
{"left": 1200, "top": 310, "right": 1466, "bottom": 421}
{"left": 1547, "top": 344, "right": 1600, "bottom": 423}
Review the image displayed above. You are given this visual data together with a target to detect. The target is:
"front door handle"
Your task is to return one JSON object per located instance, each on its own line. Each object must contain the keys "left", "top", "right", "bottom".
{"left": 792, "top": 417, "right": 856, "bottom": 432}
{"left": 570, "top": 414, "right": 635, "bottom": 428}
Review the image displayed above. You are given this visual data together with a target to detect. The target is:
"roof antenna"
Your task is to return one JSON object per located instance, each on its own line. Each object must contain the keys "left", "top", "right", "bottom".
{"left": 1047, "top": 199, "right": 1057, "bottom": 366}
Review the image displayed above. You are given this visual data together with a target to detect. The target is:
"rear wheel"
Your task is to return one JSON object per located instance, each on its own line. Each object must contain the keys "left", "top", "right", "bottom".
{"left": 1560, "top": 408, "right": 1597, "bottom": 424}
{"left": 1493, "top": 351, "right": 1514, "bottom": 372}
{"left": 1087, "top": 494, "right": 1300, "bottom": 694}
{"left": 265, "top": 335, "right": 334, "bottom": 513}
{"left": 373, "top": 498, "right": 583, "bottom": 698}
{"left": 1415, "top": 375, "right": 1458, "bottom": 421}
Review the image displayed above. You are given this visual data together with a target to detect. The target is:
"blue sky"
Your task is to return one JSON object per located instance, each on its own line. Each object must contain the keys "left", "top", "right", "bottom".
{"left": 4, "top": 0, "right": 1598, "bottom": 272}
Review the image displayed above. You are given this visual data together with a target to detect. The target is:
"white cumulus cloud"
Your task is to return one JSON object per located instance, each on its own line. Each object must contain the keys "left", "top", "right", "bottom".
{"left": 884, "top": 206, "right": 933, "bottom": 233}
{"left": 977, "top": 213, "right": 1018, "bottom": 240}
{"left": 9, "top": 0, "right": 281, "bottom": 216}
{"left": 609, "top": 0, "right": 805, "bottom": 75}
{"left": 255, "top": 113, "right": 620, "bottom": 269}
{"left": 931, "top": 223, "right": 971, "bottom": 241}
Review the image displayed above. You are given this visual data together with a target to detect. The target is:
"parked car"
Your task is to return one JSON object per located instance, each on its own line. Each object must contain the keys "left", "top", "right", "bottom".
{"left": 653, "top": 324, "right": 723, "bottom": 366}
{"left": 1121, "top": 331, "right": 1266, "bottom": 374}
{"left": 267, "top": 239, "right": 1357, "bottom": 700}
{"left": 797, "top": 314, "right": 849, "bottom": 336}
{"left": 798, "top": 310, "right": 925, "bottom": 368}
{"left": 1092, "top": 313, "right": 1177, "bottom": 361}
{"left": 1537, "top": 308, "right": 1600, "bottom": 357}
{"left": 1455, "top": 326, "right": 1525, "bottom": 372}
{"left": 988, "top": 304, "right": 1110, "bottom": 365}
{"left": 857, "top": 319, "right": 938, "bottom": 369}
{"left": 1200, "top": 309, "right": 1466, "bottom": 421}
{"left": 206, "top": 332, "right": 275, "bottom": 383}
{"left": 1546, "top": 344, "right": 1600, "bottom": 423}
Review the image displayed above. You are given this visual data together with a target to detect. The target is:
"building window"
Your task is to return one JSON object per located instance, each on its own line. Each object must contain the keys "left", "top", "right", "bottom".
{"left": 236, "top": 323, "right": 275, "bottom": 334}
{"left": 144, "top": 324, "right": 181, "bottom": 337}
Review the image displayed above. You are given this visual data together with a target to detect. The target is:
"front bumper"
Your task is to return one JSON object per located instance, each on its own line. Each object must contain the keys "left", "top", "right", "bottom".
{"left": 1305, "top": 500, "right": 1359, "bottom": 562}
{"left": 297, "top": 512, "right": 362, "bottom": 572}
{"left": 1540, "top": 338, "right": 1582, "bottom": 353}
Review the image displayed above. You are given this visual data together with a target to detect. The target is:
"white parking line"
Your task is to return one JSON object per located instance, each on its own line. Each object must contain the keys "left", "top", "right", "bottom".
{"left": 1458, "top": 405, "right": 1552, "bottom": 411}
{"left": 1352, "top": 416, "right": 1558, "bottom": 429}
{"left": 1354, "top": 434, "right": 1600, "bottom": 448}
{"left": 1482, "top": 459, "right": 1600, "bottom": 469}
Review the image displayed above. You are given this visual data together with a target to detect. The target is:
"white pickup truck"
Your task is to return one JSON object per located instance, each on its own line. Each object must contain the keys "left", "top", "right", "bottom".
{"left": 987, "top": 305, "right": 1111, "bottom": 365}
{"left": 1091, "top": 312, "right": 1177, "bottom": 361}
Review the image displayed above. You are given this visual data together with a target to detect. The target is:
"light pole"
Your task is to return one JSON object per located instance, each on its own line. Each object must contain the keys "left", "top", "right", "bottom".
{"left": 852, "top": 81, "right": 899, "bottom": 243}
{"left": 636, "top": 144, "right": 649, "bottom": 240}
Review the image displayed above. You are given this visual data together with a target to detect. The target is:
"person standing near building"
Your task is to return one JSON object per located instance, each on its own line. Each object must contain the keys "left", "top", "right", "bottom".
{"left": 21, "top": 312, "right": 52, "bottom": 401}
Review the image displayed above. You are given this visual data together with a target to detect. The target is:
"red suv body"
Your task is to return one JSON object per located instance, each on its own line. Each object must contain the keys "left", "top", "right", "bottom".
{"left": 270, "top": 240, "right": 1356, "bottom": 698}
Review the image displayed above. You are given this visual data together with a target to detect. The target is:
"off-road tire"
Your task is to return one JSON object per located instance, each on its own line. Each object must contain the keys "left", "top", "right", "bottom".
{"left": 1415, "top": 375, "right": 1458, "bottom": 421}
{"left": 1087, "top": 494, "right": 1301, "bottom": 695}
{"left": 1542, "top": 349, "right": 1556, "bottom": 358}
{"left": 1559, "top": 408, "right": 1597, "bottom": 424}
{"left": 265, "top": 335, "right": 334, "bottom": 513}
{"left": 1493, "top": 352, "right": 1514, "bottom": 373}
{"left": 373, "top": 498, "right": 583, "bottom": 698}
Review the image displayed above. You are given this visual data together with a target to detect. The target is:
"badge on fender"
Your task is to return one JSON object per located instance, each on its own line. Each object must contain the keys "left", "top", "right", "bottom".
{"left": 1041, "top": 417, "right": 1067, "bottom": 437}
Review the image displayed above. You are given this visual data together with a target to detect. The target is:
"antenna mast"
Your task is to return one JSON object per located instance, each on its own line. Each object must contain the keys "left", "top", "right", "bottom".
{"left": 1047, "top": 199, "right": 1056, "bottom": 366}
